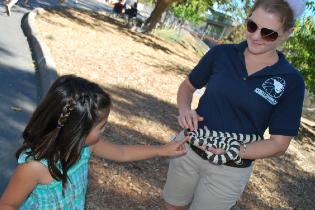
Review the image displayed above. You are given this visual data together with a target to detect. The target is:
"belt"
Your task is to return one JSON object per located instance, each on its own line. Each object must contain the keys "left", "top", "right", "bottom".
{"left": 189, "top": 144, "right": 252, "bottom": 168}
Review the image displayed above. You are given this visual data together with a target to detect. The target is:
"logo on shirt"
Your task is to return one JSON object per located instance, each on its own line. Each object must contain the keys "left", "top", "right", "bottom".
{"left": 254, "top": 77, "right": 286, "bottom": 105}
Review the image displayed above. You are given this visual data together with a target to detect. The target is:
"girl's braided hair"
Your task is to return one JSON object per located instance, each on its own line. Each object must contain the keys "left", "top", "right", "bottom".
{"left": 16, "top": 75, "right": 111, "bottom": 191}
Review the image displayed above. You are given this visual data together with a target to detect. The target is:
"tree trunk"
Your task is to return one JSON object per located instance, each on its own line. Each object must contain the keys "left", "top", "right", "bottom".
{"left": 141, "top": 0, "right": 178, "bottom": 33}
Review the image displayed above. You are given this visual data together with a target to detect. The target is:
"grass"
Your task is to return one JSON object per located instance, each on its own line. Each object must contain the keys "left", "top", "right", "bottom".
{"left": 153, "top": 28, "right": 209, "bottom": 57}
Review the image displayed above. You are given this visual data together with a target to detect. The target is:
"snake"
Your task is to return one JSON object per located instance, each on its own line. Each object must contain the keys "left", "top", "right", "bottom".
{"left": 185, "top": 128, "right": 262, "bottom": 165}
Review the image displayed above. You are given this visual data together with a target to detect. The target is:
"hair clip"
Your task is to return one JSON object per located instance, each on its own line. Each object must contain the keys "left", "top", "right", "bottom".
{"left": 284, "top": 0, "right": 306, "bottom": 18}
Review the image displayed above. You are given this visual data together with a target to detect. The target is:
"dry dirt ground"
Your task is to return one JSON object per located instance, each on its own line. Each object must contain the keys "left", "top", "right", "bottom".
{"left": 34, "top": 8, "right": 315, "bottom": 210}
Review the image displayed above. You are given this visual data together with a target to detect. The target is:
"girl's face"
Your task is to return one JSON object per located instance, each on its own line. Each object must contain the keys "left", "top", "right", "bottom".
{"left": 85, "top": 117, "right": 108, "bottom": 146}
{"left": 245, "top": 7, "right": 291, "bottom": 55}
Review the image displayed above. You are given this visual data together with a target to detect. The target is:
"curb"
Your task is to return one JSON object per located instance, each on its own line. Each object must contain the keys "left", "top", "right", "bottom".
{"left": 22, "top": 8, "right": 58, "bottom": 98}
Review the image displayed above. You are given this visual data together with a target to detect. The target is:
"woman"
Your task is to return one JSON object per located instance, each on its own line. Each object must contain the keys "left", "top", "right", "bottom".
{"left": 162, "top": 0, "right": 306, "bottom": 210}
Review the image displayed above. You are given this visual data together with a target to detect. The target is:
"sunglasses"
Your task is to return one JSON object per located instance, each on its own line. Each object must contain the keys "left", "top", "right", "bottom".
{"left": 246, "top": 19, "right": 279, "bottom": 41}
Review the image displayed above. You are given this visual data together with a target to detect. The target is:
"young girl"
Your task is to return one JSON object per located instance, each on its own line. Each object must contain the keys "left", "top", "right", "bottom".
{"left": 0, "top": 75, "right": 187, "bottom": 209}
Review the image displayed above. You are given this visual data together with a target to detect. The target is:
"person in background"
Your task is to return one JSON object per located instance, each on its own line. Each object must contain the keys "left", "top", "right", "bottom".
{"left": 4, "top": 0, "right": 29, "bottom": 16}
{"left": 125, "top": 1, "right": 138, "bottom": 28}
{"left": 113, "top": 0, "right": 124, "bottom": 16}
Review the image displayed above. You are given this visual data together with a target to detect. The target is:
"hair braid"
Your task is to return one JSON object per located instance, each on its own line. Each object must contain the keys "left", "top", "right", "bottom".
{"left": 57, "top": 99, "right": 77, "bottom": 128}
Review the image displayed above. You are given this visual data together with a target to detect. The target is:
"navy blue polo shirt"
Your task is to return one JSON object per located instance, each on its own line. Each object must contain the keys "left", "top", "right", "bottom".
{"left": 189, "top": 41, "right": 305, "bottom": 137}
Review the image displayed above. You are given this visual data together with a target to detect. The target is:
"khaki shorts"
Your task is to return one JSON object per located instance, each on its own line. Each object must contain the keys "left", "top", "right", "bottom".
{"left": 163, "top": 144, "right": 253, "bottom": 210}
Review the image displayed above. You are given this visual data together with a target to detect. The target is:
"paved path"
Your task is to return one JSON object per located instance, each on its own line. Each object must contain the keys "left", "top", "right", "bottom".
{"left": 0, "top": 0, "right": 112, "bottom": 195}
{"left": 0, "top": 1, "right": 38, "bottom": 194}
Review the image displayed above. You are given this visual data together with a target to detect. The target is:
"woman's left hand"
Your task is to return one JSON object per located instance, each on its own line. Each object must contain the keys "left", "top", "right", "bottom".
{"left": 194, "top": 144, "right": 226, "bottom": 155}
{"left": 206, "top": 147, "right": 226, "bottom": 155}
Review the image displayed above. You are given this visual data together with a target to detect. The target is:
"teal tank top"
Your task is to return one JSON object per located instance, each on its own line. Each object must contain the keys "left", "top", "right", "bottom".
{"left": 18, "top": 146, "right": 91, "bottom": 210}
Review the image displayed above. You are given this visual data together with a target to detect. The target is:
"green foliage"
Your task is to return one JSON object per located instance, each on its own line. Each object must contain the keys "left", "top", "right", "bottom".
{"left": 169, "top": 0, "right": 230, "bottom": 25}
{"left": 170, "top": 0, "right": 208, "bottom": 25}
{"left": 138, "top": 0, "right": 155, "bottom": 4}
{"left": 284, "top": 17, "right": 315, "bottom": 93}
{"left": 222, "top": 0, "right": 253, "bottom": 43}
{"left": 306, "top": 0, "right": 315, "bottom": 13}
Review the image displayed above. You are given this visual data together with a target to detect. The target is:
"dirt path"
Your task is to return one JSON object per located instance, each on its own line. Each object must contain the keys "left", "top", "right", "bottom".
{"left": 35, "top": 8, "right": 315, "bottom": 210}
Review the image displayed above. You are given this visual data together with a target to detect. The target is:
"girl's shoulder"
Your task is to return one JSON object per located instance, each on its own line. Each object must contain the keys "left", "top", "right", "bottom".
{"left": 18, "top": 150, "right": 48, "bottom": 167}
{"left": 13, "top": 158, "right": 49, "bottom": 188}
{"left": 18, "top": 146, "right": 91, "bottom": 167}
{"left": 16, "top": 146, "right": 91, "bottom": 185}
{"left": 17, "top": 150, "right": 53, "bottom": 184}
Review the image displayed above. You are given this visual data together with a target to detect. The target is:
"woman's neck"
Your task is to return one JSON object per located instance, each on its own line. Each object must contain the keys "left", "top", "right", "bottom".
{"left": 245, "top": 48, "right": 279, "bottom": 66}
{"left": 244, "top": 48, "right": 279, "bottom": 75}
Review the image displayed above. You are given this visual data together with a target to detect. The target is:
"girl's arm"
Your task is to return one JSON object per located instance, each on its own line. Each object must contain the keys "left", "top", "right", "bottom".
{"left": 0, "top": 162, "right": 42, "bottom": 209}
{"left": 90, "top": 136, "right": 188, "bottom": 162}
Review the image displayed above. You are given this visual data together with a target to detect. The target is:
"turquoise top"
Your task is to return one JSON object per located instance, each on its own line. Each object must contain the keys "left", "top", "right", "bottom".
{"left": 18, "top": 146, "right": 91, "bottom": 210}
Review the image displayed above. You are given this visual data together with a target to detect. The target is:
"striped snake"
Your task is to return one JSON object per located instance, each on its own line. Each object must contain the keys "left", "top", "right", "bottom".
{"left": 185, "top": 128, "right": 262, "bottom": 165}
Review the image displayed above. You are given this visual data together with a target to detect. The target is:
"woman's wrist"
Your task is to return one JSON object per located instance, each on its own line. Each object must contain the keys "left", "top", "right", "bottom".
{"left": 240, "top": 144, "right": 247, "bottom": 159}
{"left": 178, "top": 106, "right": 191, "bottom": 115}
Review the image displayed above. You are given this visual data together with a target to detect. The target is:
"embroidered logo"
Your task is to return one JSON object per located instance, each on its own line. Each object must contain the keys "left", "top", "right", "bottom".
{"left": 254, "top": 77, "right": 286, "bottom": 105}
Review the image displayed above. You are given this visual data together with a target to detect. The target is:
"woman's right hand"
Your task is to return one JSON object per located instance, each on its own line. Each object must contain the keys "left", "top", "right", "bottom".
{"left": 178, "top": 109, "right": 203, "bottom": 131}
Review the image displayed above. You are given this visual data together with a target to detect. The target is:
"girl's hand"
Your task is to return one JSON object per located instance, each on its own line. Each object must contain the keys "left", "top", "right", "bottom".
{"left": 158, "top": 136, "right": 189, "bottom": 157}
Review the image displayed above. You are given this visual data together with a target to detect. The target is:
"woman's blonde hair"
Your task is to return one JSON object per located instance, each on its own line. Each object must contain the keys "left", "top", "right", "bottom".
{"left": 252, "top": 0, "right": 295, "bottom": 31}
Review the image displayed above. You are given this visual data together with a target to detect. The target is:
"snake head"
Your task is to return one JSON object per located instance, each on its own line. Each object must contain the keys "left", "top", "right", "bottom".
{"left": 183, "top": 129, "right": 191, "bottom": 136}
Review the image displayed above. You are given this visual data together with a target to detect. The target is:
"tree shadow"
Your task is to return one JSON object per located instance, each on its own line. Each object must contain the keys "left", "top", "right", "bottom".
{"left": 87, "top": 162, "right": 163, "bottom": 210}
{"left": 145, "top": 61, "right": 191, "bottom": 76}
{"left": 295, "top": 127, "right": 315, "bottom": 145}
{"left": 120, "top": 30, "right": 199, "bottom": 64}
{"left": 120, "top": 29, "right": 174, "bottom": 54}
{"left": 105, "top": 85, "right": 180, "bottom": 132}
{"left": 271, "top": 153, "right": 314, "bottom": 209}
{"left": 233, "top": 151, "right": 315, "bottom": 209}
{"left": 0, "top": 64, "right": 38, "bottom": 194}
{"left": 41, "top": 7, "right": 125, "bottom": 33}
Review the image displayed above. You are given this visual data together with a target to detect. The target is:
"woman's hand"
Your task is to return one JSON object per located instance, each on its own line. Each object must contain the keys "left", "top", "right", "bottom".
{"left": 206, "top": 147, "right": 226, "bottom": 155}
{"left": 178, "top": 109, "right": 203, "bottom": 131}
{"left": 192, "top": 143, "right": 226, "bottom": 155}
{"left": 177, "top": 78, "right": 202, "bottom": 131}
{"left": 158, "top": 136, "right": 189, "bottom": 157}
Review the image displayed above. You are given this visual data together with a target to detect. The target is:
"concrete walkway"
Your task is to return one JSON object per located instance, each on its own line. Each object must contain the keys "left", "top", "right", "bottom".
{"left": 0, "top": 0, "right": 113, "bottom": 195}
{"left": 0, "top": 1, "right": 38, "bottom": 194}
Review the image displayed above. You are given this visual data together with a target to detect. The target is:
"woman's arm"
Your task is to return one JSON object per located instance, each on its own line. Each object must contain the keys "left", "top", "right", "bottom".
{"left": 206, "top": 135, "right": 292, "bottom": 159}
{"left": 91, "top": 136, "right": 188, "bottom": 162}
{"left": 177, "top": 78, "right": 203, "bottom": 131}
{"left": 0, "top": 162, "right": 42, "bottom": 209}
{"left": 239, "top": 135, "right": 292, "bottom": 159}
